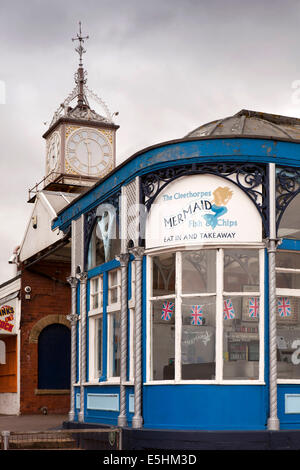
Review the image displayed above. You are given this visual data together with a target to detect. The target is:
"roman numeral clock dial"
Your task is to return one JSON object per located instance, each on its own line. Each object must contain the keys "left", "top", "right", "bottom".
{"left": 66, "top": 128, "right": 112, "bottom": 177}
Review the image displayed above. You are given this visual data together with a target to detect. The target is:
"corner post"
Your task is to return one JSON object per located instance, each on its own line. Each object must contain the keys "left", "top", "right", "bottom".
{"left": 129, "top": 246, "right": 144, "bottom": 429}
{"left": 267, "top": 162, "right": 280, "bottom": 431}
{"left": 67, "top": 276, "right": 79, "bottom": 422}
{"left": 78, "top": 271, "right": 88, "bottom": 423}
{"left": 116, "top": 253, "right": 130, "bottom": 427}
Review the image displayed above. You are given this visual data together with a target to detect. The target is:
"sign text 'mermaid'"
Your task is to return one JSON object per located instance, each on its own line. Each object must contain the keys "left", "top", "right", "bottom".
{"left": 164, "top": 199, "right": 212, "bottom": 228}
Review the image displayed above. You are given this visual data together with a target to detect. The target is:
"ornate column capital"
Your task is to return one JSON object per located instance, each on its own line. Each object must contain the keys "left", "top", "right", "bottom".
{"left": 265, "top": 238, "right": 282, "bottom": 253}
{"left": 129, "top": 246, "right": 144, "bottom": 260}
{"left": 67, "top": 313, "right": 79, "bottom": 325}
{"left": 115, "top": 253, "right": 130, "bottom": 266}
{"left": 77, "top": 271, "right": 88, "bottom": 283}
{"left": 67, "top": 276, "right": 78, "bottom": 288}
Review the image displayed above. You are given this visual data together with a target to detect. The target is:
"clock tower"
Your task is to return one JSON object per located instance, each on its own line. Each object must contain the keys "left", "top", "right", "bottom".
{"left": 41, "top": 23, "right": 119, "bottom": 195}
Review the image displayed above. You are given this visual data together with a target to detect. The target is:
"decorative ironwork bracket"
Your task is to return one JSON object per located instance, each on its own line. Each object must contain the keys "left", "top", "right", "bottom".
{"left": 276, "top": 166, "right": 300, "bottom": 231}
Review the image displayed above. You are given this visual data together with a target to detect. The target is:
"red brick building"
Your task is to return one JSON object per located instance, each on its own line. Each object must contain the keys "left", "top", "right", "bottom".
{"left": 19, "top": 259, "right": 72, "bottom": 414}
{"left": 0, "top": 191, "right": 76, "bottom": 415}
{"left": 0, "top": 25, "right": 118, "bottom": 415}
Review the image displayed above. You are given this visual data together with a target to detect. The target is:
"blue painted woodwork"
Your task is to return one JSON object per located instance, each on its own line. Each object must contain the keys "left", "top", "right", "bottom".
{"left": 83, "top": 385, "right": 134, "bottom": 426}
{"left": 52, "top": 137, "right": 300, "bottom": 233}
{"left": 142, "top": 384, "right": 267, "bottom": 430}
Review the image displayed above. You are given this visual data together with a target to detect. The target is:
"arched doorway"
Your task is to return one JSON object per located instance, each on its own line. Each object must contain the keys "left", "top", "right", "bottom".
{"left": 38, "top": 323, "right": 71, "bottom": 390}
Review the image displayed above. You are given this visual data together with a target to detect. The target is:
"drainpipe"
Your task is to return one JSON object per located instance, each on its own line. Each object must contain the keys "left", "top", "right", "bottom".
{"left": 267, "top": 162, "right": 280, "bottom": 431}
{"left": 130, "top": 247, "right": 144, "bottom": 429}
{"left": 67, "top": 276, "right": 78, "bottom": 422}
{"left": 78, "top": 271, "right": 88, "bottom": 423}
{"left": 116, "top": 253, "right": 130, "bottom": 427}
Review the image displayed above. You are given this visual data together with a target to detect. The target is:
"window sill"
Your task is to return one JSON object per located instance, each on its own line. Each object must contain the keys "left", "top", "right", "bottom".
{"left": 278, "top": 379, "right": 300, "bottom": 384}
{"left": 84, "top": 380, "right": 119, "bottom": 385}
{"left": 145, "top": 380, "right": 265, "bottom": 386}
{"left": 35, "top": 389, "right": 70, "bottom": 395}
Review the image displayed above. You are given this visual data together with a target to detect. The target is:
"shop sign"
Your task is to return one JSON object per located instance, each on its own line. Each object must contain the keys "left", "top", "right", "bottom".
{"left": 0, "top": 299, "right": 18, "bottom": 334}
{"left": 146, "top": 174, "right": 262, "bottom": 249}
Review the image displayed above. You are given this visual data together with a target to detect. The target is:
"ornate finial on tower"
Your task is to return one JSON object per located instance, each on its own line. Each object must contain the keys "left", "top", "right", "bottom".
{"left": 47, "top": 23, "right": 116, "bottom": 129}
{"left": 72, "top": 21, "right": 89, "bottom": 68}
{"left": 72, "top": 22, "right": 89, "bottom": 107}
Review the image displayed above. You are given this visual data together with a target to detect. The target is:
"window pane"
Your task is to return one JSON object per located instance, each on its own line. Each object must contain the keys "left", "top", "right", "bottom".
{"left": 87, "top": 215, "right": 121, "bottom": 269}
{"left": 224, "top": 249, "right": 259, "bottom": 292}
{"left": 277, "top": 272, "right": 300, "bottom": 289}
{"left": 110, "top": 270, "right": 118, "bottom": 286}
{"left": 109, "top": 270, "right": 120, "bottom": 304}
{"left": 152, "top": 253, "right": 175, "bottom": 296}
{"left": 151, "top": 299, "right": 175, "bottom": 380}
{"left": 96, "top": 317, "right": 103, "bottom": 377}
{"left": 223, "top": 296, "right": 259, "bottom": 380}
{"left": 277, "top": 296, "right": 300, "bottom": 379}
{"left": 109, "top": 312, "right": 120, "bottom": 377}
{"left": 87, "top": 226, "right": 105, "bottom": 270}
{"left": 181, "top": 296, "right": 216, "bottom": 380}
{"left": 277, "top": 192, "right": 300, "bottom": 239}
{"left": 92, "top": 294, "right": 99, "bottom": 310}
{"left": 277, "top": 251, "right": 300, "bottom": 269}
{"left": 182, "top": 251, "right": 216, "bottom": 294}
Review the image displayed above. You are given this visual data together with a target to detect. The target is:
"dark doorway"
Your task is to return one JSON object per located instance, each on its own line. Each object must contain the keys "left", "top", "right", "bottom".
{"left": 38, "top": 323, "right": 70, "bottom": 389}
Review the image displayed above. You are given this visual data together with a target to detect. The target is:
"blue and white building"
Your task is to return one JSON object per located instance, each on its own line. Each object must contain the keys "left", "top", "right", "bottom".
{"left": 53, "top": 108, "right": 300, "bottom": 448}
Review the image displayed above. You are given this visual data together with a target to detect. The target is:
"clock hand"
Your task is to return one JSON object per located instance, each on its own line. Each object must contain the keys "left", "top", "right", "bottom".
{"left": 84, "top": 140, "right": 92, "bottom": 173}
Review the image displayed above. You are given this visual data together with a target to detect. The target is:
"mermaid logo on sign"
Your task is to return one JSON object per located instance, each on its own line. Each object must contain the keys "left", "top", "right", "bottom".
{"left": 203, "top": 186, "right": 233, "bottom": 229}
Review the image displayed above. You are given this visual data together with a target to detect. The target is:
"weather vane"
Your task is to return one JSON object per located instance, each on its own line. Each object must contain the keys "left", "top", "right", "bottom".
{"left": 72, "top": 21, "right": 89, "bottom": 68}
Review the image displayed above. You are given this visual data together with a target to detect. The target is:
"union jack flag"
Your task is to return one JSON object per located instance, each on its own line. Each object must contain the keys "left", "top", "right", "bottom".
{"left": 249, "top": 297, "right": 260, "bottom": 318}
{"left": 223, "top": 298, "right": 235, "bottom": 320}
{"left": 277, "top": 297, "right": 291, "bottom": 317}
{"left": 161, "top": 301, "right": 174, "bottom": 321}
{"left": 190, "top": 305, "right": 203, "bottom": 325}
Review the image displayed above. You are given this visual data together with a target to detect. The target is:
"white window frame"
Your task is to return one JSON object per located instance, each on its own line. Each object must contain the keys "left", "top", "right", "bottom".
{"left": 107, "top": 269, "right": 121, "bottom": 311}
{"left": 276, "top": 250, "right": 300, "bottom": 384}
{"left": 146, "top": 244, "right": 265, "bottom": 385}
{"left": 106, "top": 268, "right": 121, "bottom": 382}
{"left": 88, "top": 275, "right": 103, "bottom": 382}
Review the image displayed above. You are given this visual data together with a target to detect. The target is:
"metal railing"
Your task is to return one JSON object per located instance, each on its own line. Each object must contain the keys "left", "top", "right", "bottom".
{"left": 1, "top": 427, "right": 122, "bottom": 450}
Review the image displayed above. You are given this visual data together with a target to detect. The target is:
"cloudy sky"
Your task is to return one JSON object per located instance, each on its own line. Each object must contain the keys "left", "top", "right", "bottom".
{"left": 1, "top": 0, "right": 300, "bottom": 283}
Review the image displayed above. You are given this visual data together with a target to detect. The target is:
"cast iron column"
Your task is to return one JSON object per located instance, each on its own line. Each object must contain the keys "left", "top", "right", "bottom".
{"left": 116, "top": 253, "right": 130, "bottom": 427}
{"left": 78, "top": 271, "right": 88, "bottom": 423}
{"left": 267, "top": 162, "right": 280, "bottom": 430}
{"left": 67, "top": 276, "right": 79, "bottom": 422}
{"left": 130, "top": 247, "right": 144, "bottom": 429}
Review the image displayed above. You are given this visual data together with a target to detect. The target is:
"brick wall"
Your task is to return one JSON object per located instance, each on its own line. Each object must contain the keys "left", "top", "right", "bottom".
{"left": 20, "top": 259, "right": 71, "bottom": 415}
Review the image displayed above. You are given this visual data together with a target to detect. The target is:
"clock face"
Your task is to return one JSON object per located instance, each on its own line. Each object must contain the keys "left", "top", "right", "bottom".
{"left": 47, "top": 131, "right": 60, "bottom": 173}
{"left": 66, "top": 127, "right": 113, "bottom": 177}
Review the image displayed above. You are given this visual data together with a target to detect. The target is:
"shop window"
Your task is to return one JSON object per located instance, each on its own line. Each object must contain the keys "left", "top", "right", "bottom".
{"left": 107, "top": 311, "right": 120, "bottom": 378}
{"left": 148, "top": 248, "right": 263, "bottom": 383}
{"left": 88, "top": 275, "right": 104, "bottom": 380}
{"left": 276, "top": 251, "right": 300, "bottom": 380}
{"left": 38, "top": 324, "right": 71, "bottom": 389}
{"left": 278, "top": 193, "right": 300, "bottom": 240}
{"left": 88, "top": 269, "right": 121, "bottom": 382}
{"left": 87, "top": 209, "right": 121, "bottom": 270}
{"left": 107, "top": 269, "right": 121, "bottom": 379}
